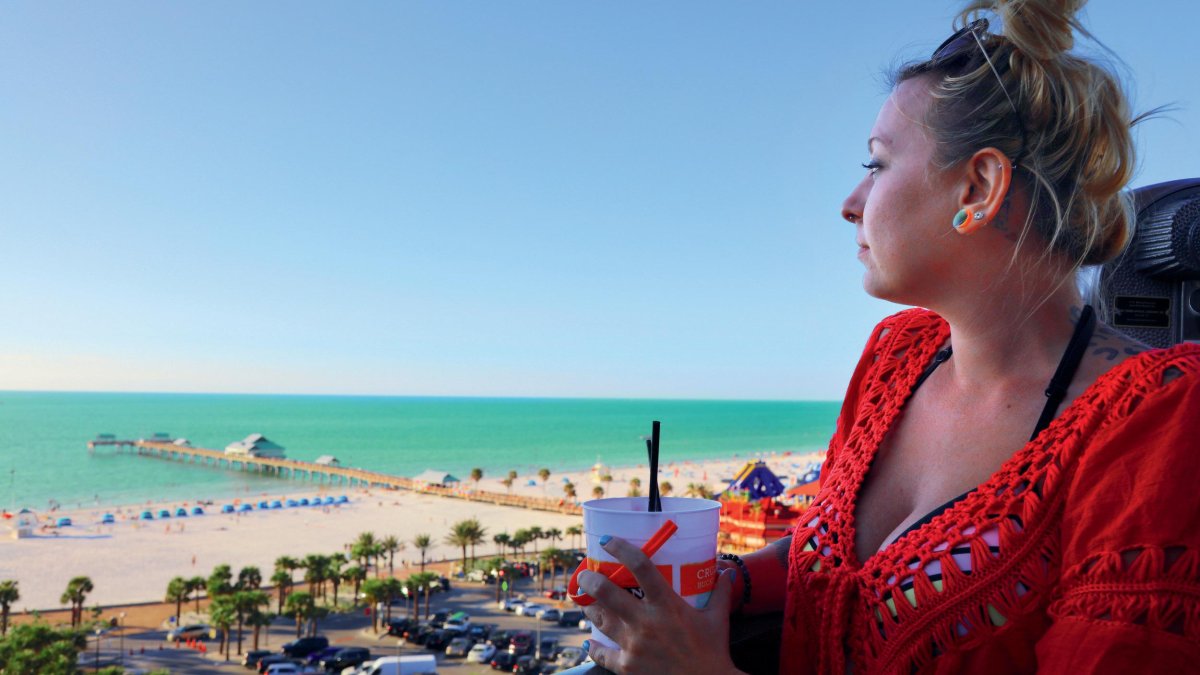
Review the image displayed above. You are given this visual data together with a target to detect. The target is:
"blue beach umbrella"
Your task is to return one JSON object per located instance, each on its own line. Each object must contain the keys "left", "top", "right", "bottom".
{"left": 221, "top": 504, "right": 235, "bottom": 514}
{"left": 270, "top": 500, "right": 283, "bottom": 509}
{"left": 191, "top": 507, "right": 205, "bottom": 516}
{"left": 298, "top": 498, "right": 310, "bottom": 506}
{"left": 335, "top": 495, "right": 348, "bottom": 504}
{"left": 56, "top": 517, "right": 72, "bottom": 527}
{"left": 158, "top": 509, "right": 171, "bottom": 518}
{"left": 309, "top": 499, "right": 322, "bottom": 508}
{"left": 140, "top": 511, "right": 154, "bottom": 520}
{"left": 323, "top": 496, "right": 336, "bottom": 505}
{"left": 257, "top": 500, "right": 270, "bottom": 509}
{"left": 285, "top": 499, "right": 299, "bottom": 507}
{"left": 238, "top": 504, "right": 253, "bottom": 512}
{"left": 100, "top": 514, "right": 115, "bottom": 524}
{"left": 175, "top": 508, "right": 188, "bottom": 517}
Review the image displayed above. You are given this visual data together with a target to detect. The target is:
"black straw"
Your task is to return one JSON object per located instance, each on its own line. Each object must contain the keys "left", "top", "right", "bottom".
{"left": 648, "top": 420, "right": 662, "bottom": 512}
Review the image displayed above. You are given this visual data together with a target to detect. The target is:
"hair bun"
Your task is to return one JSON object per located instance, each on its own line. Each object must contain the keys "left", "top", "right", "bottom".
{"left": 964, "top": 0, "right": 1085, "bottom": 60}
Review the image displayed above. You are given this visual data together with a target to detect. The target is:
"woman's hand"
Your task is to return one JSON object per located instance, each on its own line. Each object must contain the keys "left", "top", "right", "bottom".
{"left": 578, "top": 535, "right": 744, "bottom": 675}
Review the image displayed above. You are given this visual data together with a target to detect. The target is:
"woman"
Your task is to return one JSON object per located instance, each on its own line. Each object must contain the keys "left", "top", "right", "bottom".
{"left": 576, "top": 0, "right": 1200, "bottom": 673}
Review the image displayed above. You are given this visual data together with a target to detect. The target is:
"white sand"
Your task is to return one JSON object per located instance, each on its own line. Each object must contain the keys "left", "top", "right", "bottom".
{"left": 0, "top": 451, "right": 822, "bottom": 612}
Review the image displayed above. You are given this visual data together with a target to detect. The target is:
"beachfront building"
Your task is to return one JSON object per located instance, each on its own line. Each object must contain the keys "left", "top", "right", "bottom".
{"left": 412, "top": 470, "right": 459, "bottom": 486}
{"left": 8, "top": 508, "right": 37, "bottom": 539}
{"left": 224, "top": 433, "right": 286, "bottom": 459}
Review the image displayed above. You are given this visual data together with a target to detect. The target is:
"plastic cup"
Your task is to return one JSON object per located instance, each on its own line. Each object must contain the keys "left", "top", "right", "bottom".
{"left": 581, "top": 496, "right": 722, "bottom": 650}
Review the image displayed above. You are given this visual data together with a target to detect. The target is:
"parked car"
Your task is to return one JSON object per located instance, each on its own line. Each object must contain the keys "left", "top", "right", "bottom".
{"left": 507, "top": 631, "right": 534, "bottom": 656}
{"left": 403, "top": 623, "right": 434, "bottom": 645}
{"left": 444, "top": 617, "right": 470, "bottom": 633}
{"left": 385, "top": 618, "right": 412, "bottom": 637}
{"left": 305, "top": 645, "right": 343, "bottom": 665}
{"left": 512, "top": 655, "right": 542, "bottom": 674}
{"left": 468, "top": 622, "right": 497, "bottom": 641}
{"left": 445, "top": 636, "right": 474, "bottom": 657}
{"left": 557, "top": 646, "right": 587, "bottom": 668}
{"left": 500, "top": 598, "right": 525, "bottom": 612}
{"left": 352, "top": 654, "right": 438, "bottom": 675}
{"left": 535, "top": 637, "right": 559, "bottom": 661}
{"left": 241, "top": 649, "right": 272, "bottom": 669}
{"left": 166, "top": 624, "right": 211, "bottom": 641}
{"left": 468, "top": 642, "right": 498, "bottom": 663}
{"left": 281, "top": 635, "right": 329, "bottom": 659}
{"left": 255, "top": 655, "right": 295, "bottom": 674}
{"left": 537, "top": 608, "right": 561, "bottom": 622}
{"left": 543, "top": 589, "right": 567, "bottom": 600}
{"left": 515, "top": 603, "right": 544, "bottom": 617}
{"left": 264, "top": 663, "right": 302, "bottom": 675}
{"left": 424, "top": 629, "right": 453, "bottom": 651}
{"left": 487, "top": 629, "right": 512, "bottom": 650}
{"left": 429, "top": 611, "right": 448, "bottom": 628}
{"left": 490, "top": 652, "right": 518, "bottom": 671}
{"left": 320, "top": 647, "right": 372, "bottom": 672}
{"left": 558, "top": 610, "right": 584, "bottom": 627}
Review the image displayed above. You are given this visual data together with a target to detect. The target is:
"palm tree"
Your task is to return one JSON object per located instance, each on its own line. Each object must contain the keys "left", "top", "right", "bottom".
{"left": 284, "top": 591, "right": 315, "bottom": 639}
{"left": 470, "top": 467, "right": 483, "bottom": 491}
{"left": 270, "top": 569, "right": 291, "bottom": 615}
{"left": 381, "top": 536, "right": 403, "bottom": 576}
{"left": 685, "top": 482, "right": 714, "bottom": 499}
{"left": 0, "top": 580, "right": 19, "bottom": 636}
{"left": 303, "top": 554, "right": 329, "bottom": 600}
{"left": 60, "top": 576, "right": 93, "bottom": 627}
{"left": 351, "top": 532, "right": 378, "bottom": 572}
{"left": 186, "top": 576, "right": 207, "bottom": 613}
{"left": 246, "top": 607, "right": 273, "bottom": 651}
{"left": 493, "top": 532, "right": 511, "bottom": 557}
{"left": 413, "top": 534, "right": 433, "bottom": 572}
{"left": 527, "top": 526, "right": 544, "bottom": 558}
{"left": 237, "top": 565, "right": 262, "bottom": 590}
{"left": 563, "top": 481, "right": 577, "bottom": 503}
{"left": 359, "top": 580, "right": 386, "bottom": 633}
{"left": 592, "top": 485, "right": 605, "bottom": 499}
{"left": 445, "top": 521, "right": 473, "bottom": 568}
{"left": 501, "top": 476, "right": 514, "bottom": 494}
{"left": 233, "top": 590, "right": 269, "bottom": 655}
{"left": 209, "top": 595, "right": 236, "bottom": 661}
{"left": 165, "top": 576, "right": 188, "bottom": 624}
{"left": 545, "top": 527, "right": 563, "bottom": 550}
{"left": 207, "top": 564, "right": 234, "bottom": 598}
{"left": 660, "top": 480, "right": 674, "bottom": 497}
{"left": 538, "top": 468, "right": 551, "bottom": 493}
{"left": 507, "top": 470, "right": 519, "bottom": 483}
{"left": 342, "top": 565, "right": 366, "bottom": 605}
{"left": 465, "top": 518, "right": 487, "bottom": 565}
{"left": 565, "top": 524, "right": 583, "bottom": 551}
{"left": 275, "top": 555, "right": 301, "bottom": 584}
{"left": 538, "top": 548, "right": 559, "bottom": 592}
{"left": 411, "top": 572, "right": 440, "bottom": 621}
{"left": 382, "top": 577, "right": 405, "bottom": 624}
{"left": 328, "top": 553, "right": 347, "bottom": 603}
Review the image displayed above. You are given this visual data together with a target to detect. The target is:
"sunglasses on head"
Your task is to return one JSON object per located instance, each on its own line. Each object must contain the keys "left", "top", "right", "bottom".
{"left": 927, "top": 17, "right": 1027, "bottom": 165}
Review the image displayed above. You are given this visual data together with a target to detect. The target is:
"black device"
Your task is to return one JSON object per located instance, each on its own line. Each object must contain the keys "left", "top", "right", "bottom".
{"left": 1100, "top": 178, "right": 1200, "bottom": 348}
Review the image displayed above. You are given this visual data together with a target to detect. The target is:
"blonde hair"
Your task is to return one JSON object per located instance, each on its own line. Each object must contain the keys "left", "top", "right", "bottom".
{"left": 894, "top": 0, "right": 1137, "bottom": 270}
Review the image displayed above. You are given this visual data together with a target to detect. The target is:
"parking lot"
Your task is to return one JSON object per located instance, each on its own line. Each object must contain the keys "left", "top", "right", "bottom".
{"left": 94, "top": 578, "right": 590, "bottom": 673}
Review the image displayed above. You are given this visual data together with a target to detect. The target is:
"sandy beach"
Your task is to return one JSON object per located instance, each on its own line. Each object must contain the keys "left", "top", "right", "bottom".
{"left": 1, "top": 451, "right": 822, "bottom": 613}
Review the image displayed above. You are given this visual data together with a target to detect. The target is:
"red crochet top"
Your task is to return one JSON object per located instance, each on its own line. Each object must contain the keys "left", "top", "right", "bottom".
{"left": 780, "top": 308, "right": 1200, "bottom": 674}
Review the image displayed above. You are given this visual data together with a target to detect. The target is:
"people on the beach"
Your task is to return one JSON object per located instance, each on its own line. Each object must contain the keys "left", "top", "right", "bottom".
{"left": 577, "top": 1, "right": 1200, "bottom": 673}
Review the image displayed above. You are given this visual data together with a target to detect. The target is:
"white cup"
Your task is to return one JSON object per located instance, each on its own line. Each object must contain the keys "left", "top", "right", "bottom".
{"left": 580, "top": 496, "right": 722, "bottom": 650}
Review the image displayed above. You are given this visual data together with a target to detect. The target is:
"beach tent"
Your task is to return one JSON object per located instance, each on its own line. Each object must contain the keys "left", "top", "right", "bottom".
{"left": 722, "top": 461, "right": 786, "bottom": 500}
{"left": 270, "top": 500, "right": 283, "bottom": 509}
{"left": 299, "top": 498, "right": 310, "bottom": 506}
{"left": 285, "top": 499, "right": 299, "bottom": 507}
{"left": 310, "top": 500, "right": 322, "bottom": 507}
{"left": 335, "top": 495, "right": 348, "bottom": 504}
{"left": 238, "top": 504, "right": 253, "bottom": 512}
{"left": 412, "top": 470, "right": 460, "bottom": 485}
{"left": 221, "top": 504, "right": 235, "bottom": 514}
{"left": 140, "top": 511, "right": 154, "bottom": 520}
{"left": 257, "top": 500, "right": 270, "bottom": 509}
{"left": 175, "top": 507, "right": 188, "bottom": 517}
{"left": 158, "top": 509, "right": 171, "bottom": 518}
{"left": 56, "top": 517, "right": 72, "bottom": 527}
{"left": 101, "top": 513, "right": 116, "bottom": 524}
{"left": 191, "top": 507, "right": 205, "bottom": 516}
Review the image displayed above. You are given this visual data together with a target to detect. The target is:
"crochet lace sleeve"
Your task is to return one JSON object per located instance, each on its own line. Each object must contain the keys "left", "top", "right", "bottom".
{"left": 1036, "top": 348, "right": 1200, "bottom": 671}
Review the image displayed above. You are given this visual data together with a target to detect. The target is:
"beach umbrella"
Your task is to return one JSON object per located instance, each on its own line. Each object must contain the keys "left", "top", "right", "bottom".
{"left": 285, "top": 499, "right": 299, "bottom": 507}
{"left": 158, "top": 509, "right": 171, "bottom": 518}
{"left": 56, "top": 517, "right": 72, "bottom": 527}
{"left": 298, "top": 498, "right": 310, "bottom": 506}
{"left": 309, "top": 499, "right": 322, "bottom": 508}
{"left": 257, "top": 500, "right": 270, "bottom": 509}
{"left": 220, "top": 504, "right": 235, "bottom": 514}
{"left": 101, "top": 514, "right": 115, "bottom": 524}
{"left": 238, "top": 504, "right": 253, "bottom": 512}
{"left": 270, "top": 500, "right": 283, "bottom": 509}
{"left": 191, "top": 507, "right": 205, "bottom": 516}
{"left": 175, "top": 508, "right": 188, "bottom": 517}
{"left": 335, "top": 495, "right": 348, "bottom": 504}
{"left": 324, "top": 496, "right": 336, "bottom": 505}
{"left": 140, "top": 511, "right": 154, "bottom": 520}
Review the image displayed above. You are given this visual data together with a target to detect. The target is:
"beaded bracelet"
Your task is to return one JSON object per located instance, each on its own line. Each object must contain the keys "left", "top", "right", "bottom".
{"left": 718, "top": 553, "right": 752, "bottom": 608}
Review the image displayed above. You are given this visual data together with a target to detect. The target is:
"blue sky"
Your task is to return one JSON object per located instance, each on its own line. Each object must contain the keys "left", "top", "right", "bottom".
{"left": 2, "top": 2, "right": 1196, "bottom": 400}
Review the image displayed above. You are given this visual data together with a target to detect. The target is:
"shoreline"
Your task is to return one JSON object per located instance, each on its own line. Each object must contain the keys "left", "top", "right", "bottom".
{"left": 2, "top": 451, "right": 822, "bottom": 612}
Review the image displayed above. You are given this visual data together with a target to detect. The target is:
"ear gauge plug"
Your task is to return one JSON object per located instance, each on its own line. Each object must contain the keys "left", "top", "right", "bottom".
{"left": 952, "top": 208, "right": 988, "bottom": 234}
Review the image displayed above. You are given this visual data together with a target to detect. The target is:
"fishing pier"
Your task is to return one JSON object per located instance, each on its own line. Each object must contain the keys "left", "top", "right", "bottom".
{"left": 87, "top": 437, "right": 582, "bottom": 516}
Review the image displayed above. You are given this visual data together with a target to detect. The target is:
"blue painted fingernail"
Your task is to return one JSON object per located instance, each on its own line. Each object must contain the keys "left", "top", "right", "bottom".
{"left": 582, "top": 639, "right": 591, "bottom": 652}
{"left": 599, "top": 535, "right": 612, "bottom": 546}
{"left": 728, "top": 567, "right": 738, "bottom": 584}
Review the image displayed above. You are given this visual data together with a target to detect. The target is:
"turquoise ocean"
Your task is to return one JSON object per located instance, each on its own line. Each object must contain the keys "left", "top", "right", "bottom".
{"left": 0, "top": 392, "right": 838, "bottom": 511}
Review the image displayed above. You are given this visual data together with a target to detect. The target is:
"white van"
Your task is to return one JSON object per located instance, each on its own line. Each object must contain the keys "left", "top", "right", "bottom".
{"left": 347, "top": 654, "right": 438, "bottom": 675}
